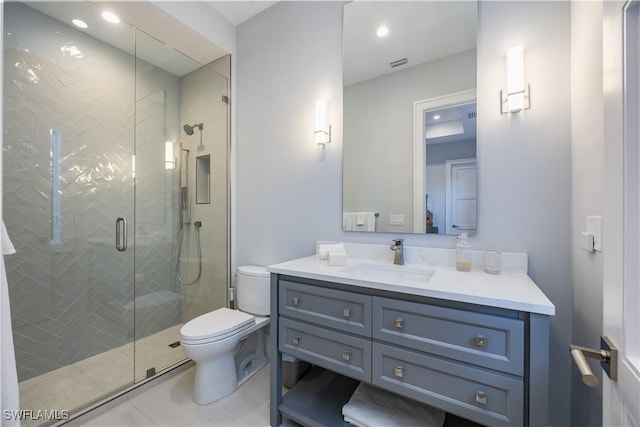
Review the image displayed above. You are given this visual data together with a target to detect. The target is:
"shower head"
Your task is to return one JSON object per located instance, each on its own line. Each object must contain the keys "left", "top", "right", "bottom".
{"left": 183, "top": 123, "right": 203, "bottom": 136}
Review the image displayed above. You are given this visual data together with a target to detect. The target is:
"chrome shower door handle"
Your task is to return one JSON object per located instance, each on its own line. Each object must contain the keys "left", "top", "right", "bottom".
{"left": 115, "top": 217, "right": 128, "bottom": 252}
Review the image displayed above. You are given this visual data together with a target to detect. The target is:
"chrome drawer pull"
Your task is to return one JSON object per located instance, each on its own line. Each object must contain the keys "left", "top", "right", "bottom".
{"left": 475, "top": 336, "right": 487, "bottom": 347}
{"left": 292, "top": 297, "right": 300, "bottom": 306}
{"left": 394, "top": 317, "right": 404, "bottom": 329}
{"left": 475, "top": 391, "right": 487, "bottom": 405}
{"left": 342, "top": 351, "right": 351, "bottom": 361}
{"left": 343, "top": 308, "right": 351, "bottom": 318}
{"left": 292, "top": 336, "right": 300, "bottom": 345}
{"left": 394, "top": 366, "right": 404, "bottom": 379}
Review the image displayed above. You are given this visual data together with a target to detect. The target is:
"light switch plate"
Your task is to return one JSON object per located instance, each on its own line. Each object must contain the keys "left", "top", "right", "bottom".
{"left": 586, "top": 216, "right": 602, "bottom": 251}
{"left": 390, "top": 214, "right": 405, "bottom": 226}
{"left": 580, "top": 232, "right": 595, "bottom": 252}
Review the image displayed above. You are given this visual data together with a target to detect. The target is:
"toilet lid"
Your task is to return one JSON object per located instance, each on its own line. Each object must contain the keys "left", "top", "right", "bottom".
{"left": 180, "top": 308, "right": 255, "bottom": 343}
{"left": 238, "top": 265, "right": 269, "bottom": 278}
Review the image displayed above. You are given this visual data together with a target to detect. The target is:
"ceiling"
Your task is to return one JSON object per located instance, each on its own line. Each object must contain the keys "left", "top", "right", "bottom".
{"left": 205, "top": 1, "right": 278, "bottom": 25}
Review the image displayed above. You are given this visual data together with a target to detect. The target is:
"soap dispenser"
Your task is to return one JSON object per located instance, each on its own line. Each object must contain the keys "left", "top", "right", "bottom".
{"left": 456, "top": 232, "right": 472, "bottom": 272}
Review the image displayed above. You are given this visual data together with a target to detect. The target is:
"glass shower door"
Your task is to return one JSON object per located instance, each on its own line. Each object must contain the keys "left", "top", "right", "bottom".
{"left": 3, "top": 2, "right": 136, "bottom": 422}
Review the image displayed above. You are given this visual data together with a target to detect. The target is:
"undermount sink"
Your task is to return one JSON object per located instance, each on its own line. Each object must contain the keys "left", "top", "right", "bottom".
{"left": 342, "top": 263, "right": 436, "bottom": 283}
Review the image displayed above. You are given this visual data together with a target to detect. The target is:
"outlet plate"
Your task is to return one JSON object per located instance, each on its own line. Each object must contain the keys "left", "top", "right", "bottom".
{"left": 390, "top": 214, "right": 405, "bottom": 226}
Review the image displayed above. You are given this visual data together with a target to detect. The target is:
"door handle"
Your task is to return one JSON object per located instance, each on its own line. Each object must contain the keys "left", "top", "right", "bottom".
{"left": 115, "top": 217, "right": 128, "bottom": 252}
{"left": 452, "top": 224, "right": 459, "bottom": 228}
{"left": 570, "top": 336, "right": 618, "bottom": 387}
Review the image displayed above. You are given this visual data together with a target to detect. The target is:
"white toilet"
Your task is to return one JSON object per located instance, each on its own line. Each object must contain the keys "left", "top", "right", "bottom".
{"left": 180, "top": 265, "right": 270, "bottom": 405}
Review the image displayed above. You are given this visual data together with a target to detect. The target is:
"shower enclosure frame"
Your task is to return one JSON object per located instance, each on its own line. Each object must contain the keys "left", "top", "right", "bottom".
{"left": 2, "top": 2, "right": 232, "bottom": 423}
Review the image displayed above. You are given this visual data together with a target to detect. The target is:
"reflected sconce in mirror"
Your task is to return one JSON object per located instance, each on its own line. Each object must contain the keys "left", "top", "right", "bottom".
{"left": 165, "top": 141, "right": 176, "bottom": 170}
{"left": 314, "top": 100, "right": 331, "bottom": 144}
{"left": 501, "top": 45, "right": 530, "bottom": 114}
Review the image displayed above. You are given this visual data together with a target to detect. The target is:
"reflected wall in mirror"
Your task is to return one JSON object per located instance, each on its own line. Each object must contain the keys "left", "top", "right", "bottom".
{"left": 343, "top": 1, "right": 477, "bottom": 234}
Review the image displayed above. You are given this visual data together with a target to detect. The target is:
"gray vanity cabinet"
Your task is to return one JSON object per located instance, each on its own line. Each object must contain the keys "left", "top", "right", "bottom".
{"left": 372, "top": 343, "right": 524, "bottom": 426}
{"left": 372, "top": 297, "right": 525, "bottom": 375}
{"left": 279, "top": 280, "right": 372, "bottom": 336}
{"left": 270, "top": 274, "right": 550, "bottom": 427}
{"left": 279, "top": 317, "right": 372, "bottom": 382}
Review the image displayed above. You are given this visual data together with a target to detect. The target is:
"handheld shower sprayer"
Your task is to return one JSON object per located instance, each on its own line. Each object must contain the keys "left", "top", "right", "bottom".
{"left": 177, "top": 220, "right": 203, "bottom": 286}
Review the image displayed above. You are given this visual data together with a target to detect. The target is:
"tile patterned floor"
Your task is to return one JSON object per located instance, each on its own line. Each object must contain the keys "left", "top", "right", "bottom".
{"left": 19, "top": 325, "right": 187, "bottom": 427}
{"left": 83, "top": 363, "right": 275, "bottom": 427}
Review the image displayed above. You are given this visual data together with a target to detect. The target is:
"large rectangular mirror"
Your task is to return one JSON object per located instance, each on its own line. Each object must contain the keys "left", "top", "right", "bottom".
{"left": 343, "top": 1, "right": 477, "bottom": 235}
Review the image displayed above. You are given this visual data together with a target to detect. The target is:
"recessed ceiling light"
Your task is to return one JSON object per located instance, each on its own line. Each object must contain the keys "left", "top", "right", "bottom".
{"left": 101, "top": 11, "right": 120, "bottom": 24}
{"left": 72, "top": 19, "right": 88, "bottom": 29}
{"left": 433, "top": 115, "right": 441, "bottom": 120}
{"left": 376, "top": 26, "right": 389, "bottom": 37}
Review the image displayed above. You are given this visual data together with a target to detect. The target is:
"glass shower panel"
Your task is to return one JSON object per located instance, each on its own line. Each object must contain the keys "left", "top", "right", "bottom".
{"left": 176, "top": 62, "right": 230, "bottom": 324}
{"left": 133, "top": 29, "right": 231, "bottom": 380}
{"left": 132, "top": 30, "right": 195, "bottom": 381}
{"left": 3, "top": 1, "right": 136, "bottom": 422}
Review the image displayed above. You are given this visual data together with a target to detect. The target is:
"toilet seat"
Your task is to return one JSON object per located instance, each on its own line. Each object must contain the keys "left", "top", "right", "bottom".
{"left": 180, "top": 308, "right": 255, "bottom": 345}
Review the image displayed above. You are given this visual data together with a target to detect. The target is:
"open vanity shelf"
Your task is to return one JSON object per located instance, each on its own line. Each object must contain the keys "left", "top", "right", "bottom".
{"left": 281, "top": 367, "right": 482, "bottom": 427}
{"left": 280, "top": 367, "right": 359, "bottom": 427}
{"left": 268, "top": 268, "right": 553, "bottom": 427}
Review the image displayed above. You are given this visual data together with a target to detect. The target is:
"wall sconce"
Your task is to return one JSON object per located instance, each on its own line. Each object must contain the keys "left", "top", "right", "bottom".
{"left": 165, "top": 141, "right": 176, "bottom": 170}
{"left": 314, "top": 100, "right": 331, "bottom": 144}
{"left": 501, "top": 45, "right": 530, "bottom": 114}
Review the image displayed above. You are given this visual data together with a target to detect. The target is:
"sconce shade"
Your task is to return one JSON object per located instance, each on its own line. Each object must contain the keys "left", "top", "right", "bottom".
{"left": 501, "top": 45, "right": 530, "bottom": 114}
{"left": 165, "top": 141, "right": 176, "bottom": 169}
{"left": 314, "top": 99, "right": 331, "bottom": 144}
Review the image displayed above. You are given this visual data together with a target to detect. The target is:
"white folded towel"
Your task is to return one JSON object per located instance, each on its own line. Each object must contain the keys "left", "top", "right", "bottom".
{"left": 318, "top": 243, "right": 346, "bottom": 260}
{"left": 342, "top": 383, "right": 445, "bottom": 427}
{"left": 343, "top": 212, "right": 376, "bottom": 232}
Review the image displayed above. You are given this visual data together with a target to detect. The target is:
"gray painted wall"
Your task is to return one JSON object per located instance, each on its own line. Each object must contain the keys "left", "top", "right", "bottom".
{"left": 237, "top": 1, "right": 572, "bottom": 425}
{"left": 236, "top": 2, "right": 344, "bottom": 266}
{"left": 570, "top": 2, "right": 604, "bottom": 425}
{"left": 473, "top": 3, "right": 572, "bottom": 424}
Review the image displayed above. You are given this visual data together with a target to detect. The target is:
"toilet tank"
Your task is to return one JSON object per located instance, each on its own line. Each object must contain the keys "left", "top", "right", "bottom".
{"left": 237, "top": 265, "right": 270, "bottom": 316}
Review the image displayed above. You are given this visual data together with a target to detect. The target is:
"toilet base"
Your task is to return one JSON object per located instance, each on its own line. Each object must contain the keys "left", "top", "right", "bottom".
{"left": 193, "top": 350, "right": 238, "bottom": 405}
{"left": 189, "top": 318, "right": 270, "bottom": 405}
{"left": 238, "top": 354, "right": 267, "bottom": 388}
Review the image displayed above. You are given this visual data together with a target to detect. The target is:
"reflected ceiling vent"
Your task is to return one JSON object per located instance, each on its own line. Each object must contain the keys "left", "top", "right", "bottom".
{"left": 467, "top": 111, "right": 477, "bottom": 119}
{"left": 390, "top": 58, "right": 408, "bottom": 68}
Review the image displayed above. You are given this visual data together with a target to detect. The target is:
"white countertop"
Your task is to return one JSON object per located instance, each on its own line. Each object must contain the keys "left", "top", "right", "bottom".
{"left": 268, "top": 255, "right": 555, "bottom": 316}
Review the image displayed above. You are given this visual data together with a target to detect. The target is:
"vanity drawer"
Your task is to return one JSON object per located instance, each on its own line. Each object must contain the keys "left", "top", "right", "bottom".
{"left": 279, "top": 317, "right": 371, "bottom": 382}
{"left": 372, "top": 342, "right": 523, "bottom": 427}
{"left": 373, "top": 297, "right": 524, "bottom": 375}
{"left": 279, "top": 280, "right": 372, "bottom": 337}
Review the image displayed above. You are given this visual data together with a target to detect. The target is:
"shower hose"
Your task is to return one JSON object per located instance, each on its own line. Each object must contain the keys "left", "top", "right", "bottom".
{"left": 177, "top": 221, "right": 203, "bottom": 285}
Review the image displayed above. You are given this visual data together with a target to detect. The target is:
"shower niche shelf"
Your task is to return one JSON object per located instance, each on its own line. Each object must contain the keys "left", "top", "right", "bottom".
{"left": 196, "top": 154, "right": 211, "bottom": 204}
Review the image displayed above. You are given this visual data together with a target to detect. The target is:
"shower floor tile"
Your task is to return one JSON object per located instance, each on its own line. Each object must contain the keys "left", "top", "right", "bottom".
{"left": 18, "top": 325, "right": 187, "bottom": 427}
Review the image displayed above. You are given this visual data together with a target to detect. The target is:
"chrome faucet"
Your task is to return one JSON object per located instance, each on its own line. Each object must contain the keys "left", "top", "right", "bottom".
{"left": 390, "top": 239, "right": 404, "bottom": 265}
